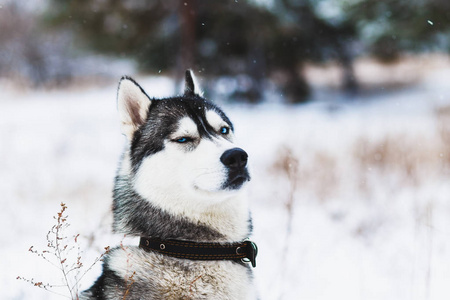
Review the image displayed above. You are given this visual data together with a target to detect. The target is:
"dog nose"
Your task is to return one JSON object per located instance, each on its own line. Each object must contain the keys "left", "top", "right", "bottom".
{"left": 220, "top": 148, "right": 248, "bottom": 169}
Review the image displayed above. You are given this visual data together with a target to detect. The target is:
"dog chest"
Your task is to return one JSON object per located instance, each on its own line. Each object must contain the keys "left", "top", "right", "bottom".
{"left": 106, "top": 246, "right": 256, "bottom": 300}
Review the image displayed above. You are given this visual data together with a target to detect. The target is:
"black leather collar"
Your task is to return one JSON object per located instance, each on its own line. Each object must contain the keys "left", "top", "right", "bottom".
{"left": 139, "top": 237, "right": 258, "bottom": 268}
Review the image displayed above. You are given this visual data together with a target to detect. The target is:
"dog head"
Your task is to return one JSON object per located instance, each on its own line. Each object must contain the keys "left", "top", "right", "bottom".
{"left": 117, "top": 71, "right": 250, "bottom": 212}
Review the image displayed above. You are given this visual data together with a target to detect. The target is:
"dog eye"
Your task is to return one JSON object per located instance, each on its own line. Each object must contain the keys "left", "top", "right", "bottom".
{"left": 220, "top": 127, "right": 230, "bottom": 135}
{"left": 175, "top": 137, "right": 191, "bottom": 143}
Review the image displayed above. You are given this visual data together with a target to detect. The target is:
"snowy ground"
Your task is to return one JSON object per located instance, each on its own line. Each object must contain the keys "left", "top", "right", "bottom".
{"left": 1, "top": 69, "right": 450, "bottom": 299}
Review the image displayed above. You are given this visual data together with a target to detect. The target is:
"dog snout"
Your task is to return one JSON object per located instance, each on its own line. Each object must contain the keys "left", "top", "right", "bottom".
{"left": 220, "top": 148, "right": 248, "bottom": 169}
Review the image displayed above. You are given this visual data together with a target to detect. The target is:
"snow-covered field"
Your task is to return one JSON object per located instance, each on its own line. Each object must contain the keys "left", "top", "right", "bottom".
{"left": 1, "top": 70, "right": 450, "bottom": 299}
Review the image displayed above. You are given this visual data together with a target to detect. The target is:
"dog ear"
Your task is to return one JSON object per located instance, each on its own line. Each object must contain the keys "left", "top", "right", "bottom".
{"left": 184, "top": 69, "right": 202, "bottom": 96}
{"left": 117, "top": 76, "right": 151, "bottom": 141}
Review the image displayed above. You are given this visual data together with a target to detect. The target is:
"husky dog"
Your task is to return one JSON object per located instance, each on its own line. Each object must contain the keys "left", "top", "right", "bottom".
{"left": 81, "top": 71, "right": 257, "bottom": 300}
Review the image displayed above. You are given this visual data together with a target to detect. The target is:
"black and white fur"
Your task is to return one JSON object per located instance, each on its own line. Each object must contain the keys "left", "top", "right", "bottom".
{"left": 81, "top": 71, "right": 256, "bottom": 299}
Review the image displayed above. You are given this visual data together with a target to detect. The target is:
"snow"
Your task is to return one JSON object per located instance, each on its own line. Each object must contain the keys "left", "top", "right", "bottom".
{"left": 2, "top": 71, "right": 450, "bottom": 299}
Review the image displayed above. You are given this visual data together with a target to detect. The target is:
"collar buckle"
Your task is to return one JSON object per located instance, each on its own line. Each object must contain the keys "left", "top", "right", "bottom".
{"left": 241, "top": 240, "right": 258, "bottom": 268}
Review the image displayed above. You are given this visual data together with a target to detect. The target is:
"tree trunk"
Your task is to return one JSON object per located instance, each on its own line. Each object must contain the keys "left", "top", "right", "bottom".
{"left": 178, "top": 0, "right": 196, "bottom": 78}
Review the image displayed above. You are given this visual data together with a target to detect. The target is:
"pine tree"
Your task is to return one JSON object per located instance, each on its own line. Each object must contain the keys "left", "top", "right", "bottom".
{"left": 45, "top": 0, "right": 359, "bottom": 103}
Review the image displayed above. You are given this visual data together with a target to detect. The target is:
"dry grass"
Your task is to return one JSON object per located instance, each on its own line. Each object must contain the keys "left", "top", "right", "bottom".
{"left": 271, "top": 146, "right": 299, "bottom": 234}
{"left": 353, "top": 135, "right": 425, "bottom": 187}
{"left": 17, "top": 203, "right": 110, "bottom": 300}
{"left": 271, "top": 146, "right": 338, "bottom": 203}
{"left": 270, "top": 109, "right": 450, "bottom": 219}
{"left": 436, "top": 105, "right": 450, "bottom": 174}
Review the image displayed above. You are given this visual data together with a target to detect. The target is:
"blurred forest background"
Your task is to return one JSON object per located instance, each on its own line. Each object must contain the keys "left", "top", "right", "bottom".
{"left": 3, "top": 1, "right": 450, "bottom": 299}
{"left": 2, "top": 0, "right": 450, "bottom": 103}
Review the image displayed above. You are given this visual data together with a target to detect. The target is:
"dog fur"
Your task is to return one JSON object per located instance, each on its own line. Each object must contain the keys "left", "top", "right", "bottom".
{"left": 80, "top": 71, "right": 256, "bottom": 300}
